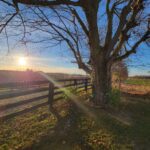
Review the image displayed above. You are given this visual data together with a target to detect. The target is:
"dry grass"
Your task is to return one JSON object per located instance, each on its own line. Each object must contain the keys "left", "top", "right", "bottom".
{"left": 121, "top": 83, "right": 150, "bottom": 95}
{"left": 0, "top": 83, "right": 150, "bottom": 150}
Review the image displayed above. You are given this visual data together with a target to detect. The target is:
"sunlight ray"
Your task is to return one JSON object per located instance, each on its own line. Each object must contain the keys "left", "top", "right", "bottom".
{"left": 38, "top": 71, "right": 95, "bottom": 118}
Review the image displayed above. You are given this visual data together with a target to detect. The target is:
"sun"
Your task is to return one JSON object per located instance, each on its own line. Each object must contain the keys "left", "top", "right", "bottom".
{"left": 18, "top": 57, "right": 27, "bottom": 66}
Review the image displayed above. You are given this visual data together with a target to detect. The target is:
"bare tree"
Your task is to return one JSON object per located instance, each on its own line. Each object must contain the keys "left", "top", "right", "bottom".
{"left": 0, "top": 0, "right": 149, "bottom": 107}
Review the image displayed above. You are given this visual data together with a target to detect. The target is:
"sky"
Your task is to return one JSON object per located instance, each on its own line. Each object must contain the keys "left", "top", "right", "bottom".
{"left": 0, "top": 37, "right": 86, "bottom": 74}
{"left": 126, "top": 44, "right": 150, "bottom": 76}
{"left": 0, "top": 38, "right": 149, "bottom": 76}
{"left": 0, "top": 1, "right": 149, "bottom": 76}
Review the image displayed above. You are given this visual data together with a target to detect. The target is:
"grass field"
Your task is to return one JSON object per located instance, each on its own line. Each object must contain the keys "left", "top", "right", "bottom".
{"left": 0, "top": 86, "right": 150, "bottom": 150}
{"left": 0, "top": 78, "right": 150, "bottom": 150}
{"left": 125, "top": 78, "right": 150, "bottom": 86}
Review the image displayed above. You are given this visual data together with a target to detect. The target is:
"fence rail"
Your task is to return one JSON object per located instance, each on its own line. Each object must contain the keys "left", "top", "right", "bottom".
{"left": 0, "top": 78, "right": 91, "bottom": 121}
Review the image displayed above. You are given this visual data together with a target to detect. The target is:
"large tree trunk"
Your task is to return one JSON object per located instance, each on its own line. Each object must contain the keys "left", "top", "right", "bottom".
{"left": 83, "top": 1, "right": 112, "bottom": 107}
{"left": 91, "top": 55, "right": 112, "bottom": 107}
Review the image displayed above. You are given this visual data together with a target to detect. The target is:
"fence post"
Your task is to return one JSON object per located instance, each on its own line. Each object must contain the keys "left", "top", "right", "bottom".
{"left": 48, "top": 82, "right": 54, "bottom": 110}
{"left": 74, "top": 79, "right": 77, "bottom": 89}
{"left": 85, "top": 79, "right": 88, "bottom": 92}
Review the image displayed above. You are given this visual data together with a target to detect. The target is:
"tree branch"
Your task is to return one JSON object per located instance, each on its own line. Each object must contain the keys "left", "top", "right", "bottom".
{"left": 0, "top": 0, "right": 14, "bottom": 7}
{"left": 0, "top": 12, "right": 18, "bottom": 33}
{"left": 114, "top": 30, "right": 150, "bottom": 62}
{"left": 70, "top": 8, "right": 89, "bottom": 37}
{"left": 31, "top": 7, "right": 91, "bottom": 74}
{"left": 105, "top": 0, "right": 114, "bottom": 51}
{"left": 15, "top": 0, "right": 81, "bottom": 7}
{"left": 110, "top": 0, "right": 146, "bottom": 59}
{"left": 109, "top": 0, "right": 132, "bottom": 50}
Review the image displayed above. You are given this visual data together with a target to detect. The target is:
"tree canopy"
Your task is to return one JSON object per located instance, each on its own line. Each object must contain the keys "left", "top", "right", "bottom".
{"left": 0, "top": 0, "right": 149, "bottom": 105}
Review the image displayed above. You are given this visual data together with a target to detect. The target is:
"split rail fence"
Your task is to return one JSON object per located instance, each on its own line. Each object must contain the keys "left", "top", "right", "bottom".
{"left": 0, "top": 78, "right": 91, "bottom": 121}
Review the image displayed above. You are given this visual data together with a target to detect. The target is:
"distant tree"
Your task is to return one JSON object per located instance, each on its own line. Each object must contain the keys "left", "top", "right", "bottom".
{"left": 0, "top": 0, "right": 149, "bottom": 107}
{"left": 112, "top": 61, "right": 128, "bottom": 80}
{"left": 26, "top": 68, "right": 32, "bottom": 71}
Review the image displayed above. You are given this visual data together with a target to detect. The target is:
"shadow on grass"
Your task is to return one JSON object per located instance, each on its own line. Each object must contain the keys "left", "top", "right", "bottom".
{"left": 122, "top": 91, "right": 150, "bottom": 100}
{"left": 24, "top": 102, "right": 93, "bottom": 150}
{"left": 88, "top": 92, "right": 150, "bottom": 149}
{"left": 22, "top": 92, "right": 150, "bottom": 150}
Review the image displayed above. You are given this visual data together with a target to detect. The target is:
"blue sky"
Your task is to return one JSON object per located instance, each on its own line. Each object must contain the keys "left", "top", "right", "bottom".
{"left": 0, "top": 39, "right": 149, "bottom": 76}
{"left": 0, "top": 37, "right": 86, "bottom": 74}
{"left": 0, "top": 1, "right": 149, "bottom": 76}
{"left": 126, "top": 43, "right": 150, "bottom": 76}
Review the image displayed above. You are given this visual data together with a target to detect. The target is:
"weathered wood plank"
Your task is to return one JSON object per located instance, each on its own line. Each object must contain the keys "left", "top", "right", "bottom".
{"left": 0, "top": 87, "right": 48, "bottom": 100}
{"left": 0, "top": 81, "right": 48, "bottom": 88}
{"left": 0, "top": 101, "right": 49, "bottom": 122}
{"left": 0, "top": 78, "right": 91, "bottom": 121}
{"left": 0, "top": 95, "right": 48, "bottom": 111}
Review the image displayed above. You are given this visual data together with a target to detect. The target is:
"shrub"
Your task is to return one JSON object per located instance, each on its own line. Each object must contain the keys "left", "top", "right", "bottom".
{"left": 107, "top": 89, "right": 121, "bottom": 108}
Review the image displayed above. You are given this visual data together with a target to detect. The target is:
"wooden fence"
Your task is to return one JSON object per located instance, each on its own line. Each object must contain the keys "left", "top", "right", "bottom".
{"left": 0, "top": 78, "right": 91, "bottom": 121}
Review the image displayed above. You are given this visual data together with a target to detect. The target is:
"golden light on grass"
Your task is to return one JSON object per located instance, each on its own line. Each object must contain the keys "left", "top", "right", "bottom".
{"left": 18, "top": 57, "right": 27, "bottom": 66}
{"left": 38, "top": 71, "right": 95, "bottom": 118}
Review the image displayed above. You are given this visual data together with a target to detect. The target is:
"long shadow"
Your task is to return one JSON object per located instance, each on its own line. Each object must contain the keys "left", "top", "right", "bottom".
{"left": 23, "top": 102, "right": 93, "bottom": 150}
{"left": 23, "top": 92, "right": 150, "bottom": 150}
{"left": 122, "top": 91, "right": 150, "bottom": 99}
{"left": 91, "top": 92, "right": 150, "bottom": 149}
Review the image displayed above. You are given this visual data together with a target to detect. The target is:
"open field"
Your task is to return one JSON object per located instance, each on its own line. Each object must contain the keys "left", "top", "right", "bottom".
{"left": 124, "top": 78, "right": 150, "bottom": 86}
{"left": 0, "top": 81, "right": 150, "bottom": 150}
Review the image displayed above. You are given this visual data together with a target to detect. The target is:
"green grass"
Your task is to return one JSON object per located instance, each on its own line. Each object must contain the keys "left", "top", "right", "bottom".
{"left": 125, "top": 78, "right": 150, "bottom": 86}
{"left": 0, "top": 106, "right": 56, "bottom": 150}
{"left": 0, "top": 91, "right": 150, "bottom": 150}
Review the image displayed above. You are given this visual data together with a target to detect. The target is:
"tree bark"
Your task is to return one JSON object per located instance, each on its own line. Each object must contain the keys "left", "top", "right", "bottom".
{"left": 91, "top": 55, "right": 112, "bottom": 107}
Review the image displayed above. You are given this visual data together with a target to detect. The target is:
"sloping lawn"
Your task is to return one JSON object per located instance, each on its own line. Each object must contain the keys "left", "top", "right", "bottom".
{"left": 0, "top": 92, "right": 150, "bottom": 150}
